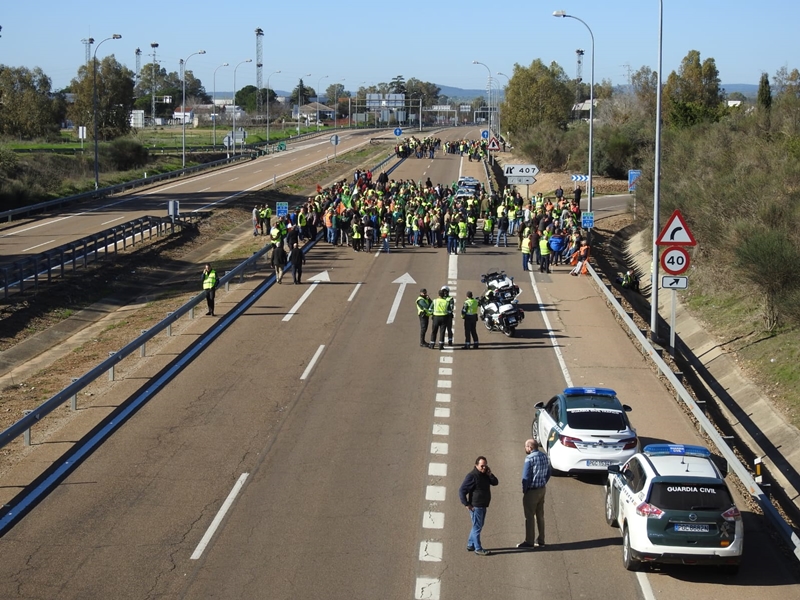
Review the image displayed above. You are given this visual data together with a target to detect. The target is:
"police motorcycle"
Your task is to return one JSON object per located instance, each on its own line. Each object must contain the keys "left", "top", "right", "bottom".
{"left": 480, "top": 269, "right": 521, "bottom": 304}
{"left": 478, "top": 288, "right": 525, "bottom": 337}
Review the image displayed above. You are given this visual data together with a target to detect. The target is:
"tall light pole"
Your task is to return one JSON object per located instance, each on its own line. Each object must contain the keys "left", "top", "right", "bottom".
{"left": 497, "top": 72, "right": 511, "bottom": 140}
{"left": 232, "top": 59, "right": 252, "bottom": 155}
{"left": 489, "top": 77, "right": 502, "bottom": 142}
{"left": 472, "top": 61, "right": 492, "bottom": 132}
{"left": 554, "top": 10, "right": 594, "bottom": 216}
{"left": 212, "top": 63, "right": 229, "bottom": 149}
{"left": 651, "top": 0, "right": 664, "bottom": 340}
{"left": 181, "top": 50, "right": 206, "bottom": 168}
{"left": 266, "top": 69, "right": 281, "bottom": 144}
{"left": 93, "top": 34, "right": 122, "bottom": 190}
{"left": 150, "top": 42, "right": 159, "bottom": 130}
{"left": 316, "top": 74, "right": 329, "bottom": 131}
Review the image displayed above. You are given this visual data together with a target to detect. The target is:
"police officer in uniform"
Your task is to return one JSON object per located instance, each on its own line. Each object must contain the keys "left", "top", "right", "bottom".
{"left": 461, "top": 291, "right": 479, "bottom": 349}
{"left": 416, "top": 289, "right": 432, "bottom": 347}
{"left": 441, "top": 286, "right": 455, "bottom": 346}
{"left": 429, "top": 288, "right": 450, "bottom": 350}
{"left": 202, "top": 263, "right": 218, "bottom": 316}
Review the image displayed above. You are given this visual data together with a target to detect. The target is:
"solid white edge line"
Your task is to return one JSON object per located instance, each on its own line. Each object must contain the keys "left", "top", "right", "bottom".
{"left": 22, "top": 239, "right": 56, "bottom": 252}
{"left": 348, "top": 282, "right": 362, "bottom": 302}
{"left": 190, "top": 472, "right": 249, "bottom": 560}
{"left": 300, "top": 344, "right": 325, "bottom": 380}
{"left": 528, "top": 271, "right": 573, "bottom": 387}
{"left": 528, "top": 271, "right": 659, "bottom": 600}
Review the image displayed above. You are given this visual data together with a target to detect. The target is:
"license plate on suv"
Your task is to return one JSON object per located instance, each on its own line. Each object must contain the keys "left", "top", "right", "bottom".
{"left": 586, "top": 460, "right": 613, "bottom": 467}
{"left": 674, "top": 523, "right": 710, "bottom": 533}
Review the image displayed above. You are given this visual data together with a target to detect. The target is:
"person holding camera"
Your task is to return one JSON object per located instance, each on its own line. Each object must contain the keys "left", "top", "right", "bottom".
{"left": 458, "top": 456, "right": 499, "bottom": 556}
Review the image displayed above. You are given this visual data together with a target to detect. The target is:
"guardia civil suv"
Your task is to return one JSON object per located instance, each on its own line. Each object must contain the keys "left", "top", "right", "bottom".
{"left": 604, "top": 444, "right": 743, "bottom": 573}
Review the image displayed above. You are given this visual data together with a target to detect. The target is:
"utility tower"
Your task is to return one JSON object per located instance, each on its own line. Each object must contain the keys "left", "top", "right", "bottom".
{"left": 135, "top": 48, "right": 142, "bottom": 79}
{"left": 255, "top": 28, "right": 264, "bottom": 120}
{"left": 575, "top": 49, "right": 585, "bottom": 119}
{"left": 150, "top": 42, "right": 159, "bottom": 128}
{"left": 81, "top": 38, "right": 94, "bottom": 66}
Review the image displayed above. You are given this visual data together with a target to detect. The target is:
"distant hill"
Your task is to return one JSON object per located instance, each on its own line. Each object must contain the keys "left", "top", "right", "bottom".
{"left": 722, "top": 83, "right": 758, "bottom": 98}
{"left": 437, "top": 84, "right": 502, "bottom": 102}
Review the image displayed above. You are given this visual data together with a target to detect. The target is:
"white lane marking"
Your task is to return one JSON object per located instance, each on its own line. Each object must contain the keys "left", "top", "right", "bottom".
{"left": 447, "top": 280, "right": 457, "bottom": 285}
{"left": 448, "top": 253, "right": 458, "bottom": 281}
{"left": 423, "top": 512, "right": 445, "bottom": 529}
{"left": 441, "top": 348, "right": 453, "bottom": 353}
{"left": 299, "top": 345, "right": 325, "bottom": 380}
{"left": 428, "top": 463, "right": 448, "bottom": 476}
{"left": 229, "top": 177, "right": 239, "bottom": 182}
{"left": 254, "top": 169, "right": 262, "bottom": 173}
{"left": 432, "top": 424, "right": 449, "bottom": 436}
{"left": 439, "top": 356, "right": 453, "bottom": 364}
{"left": 438, "top": 368, "right": 452, "bottom": 376}
{"left": 415, "top": 578, "right": 441, "bottom": 600}
{"left": 430, "top": 442, "right": 448, "bottom": 455}
{"left": 434, "top": 407, "right": 450, "bottom": 418}
{"left": 435, "top": 393, "right": 450, "bottom": 403}
{"left": 419, "top": 541, "right": 443, "bottom": 562}
{"left": 530, "top": 271, "right": 660, "bottom": 600}
{"left": 23, "top": 239, "right": 56, "bottom": 252}
{"left": 425, "top": 486, "right": 446, "bottom": 501}
{"left": 436, "top": 380, "right": 451, "bottom": 388}
{"left": 290, "top": 158, "right": 297, "bottom": 162}
{"left": 528, "top": 271, "right": 573, "bottom": 387}
{"left": 283, "top": 282, "right": 321, "bottom": 322}
{"left": 374, "top": 249, "right": 381, "bottom": 258}
{"left": 347, "top": 282, "right": 362, "bottom": 302}
{"left": 386, "top": 273, "right": 416, "bottom": 324}
{"left": 190, "top": 473, "right": 249, "bottom": 560}
{"left": 101, "top": 216, "right": 125, "bottom": 225}
{"left": 198, "top": 187, "right": 211, "bottom": 192}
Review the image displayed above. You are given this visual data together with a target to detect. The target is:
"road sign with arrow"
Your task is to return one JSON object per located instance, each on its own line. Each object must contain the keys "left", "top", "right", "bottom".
{"left": 661, "top": 275, "right": 688, "bottom": 290}
{"left": 656, "top": 209, "right": 696, "bottom": 246}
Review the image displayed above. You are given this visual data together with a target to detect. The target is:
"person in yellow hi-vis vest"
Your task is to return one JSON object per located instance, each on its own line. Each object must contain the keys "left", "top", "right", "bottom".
{"left": 202, "top": 263, "right": 218, "bottom": 316}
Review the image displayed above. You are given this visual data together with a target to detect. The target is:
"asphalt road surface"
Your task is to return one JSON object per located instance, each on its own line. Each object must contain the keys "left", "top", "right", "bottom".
{"left": 0, "top": 130, "right": 797, "bottom": 599}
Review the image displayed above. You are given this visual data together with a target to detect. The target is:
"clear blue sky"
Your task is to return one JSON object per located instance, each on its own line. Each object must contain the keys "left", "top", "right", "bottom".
{"left": 2, "top": 0, "right": 796, "bottom": 95}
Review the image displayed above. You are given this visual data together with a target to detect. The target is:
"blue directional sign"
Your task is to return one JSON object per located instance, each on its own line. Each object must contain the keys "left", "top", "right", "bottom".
{"left": 628, "top": 169, "right": 642, "bottom": 192}
{"left": 481, "top": 129, "right": 489, "bottom": 139}
{"left": 394, "top": 128, "right": 403, "bottom": 137}
{"left": 276, "top": 202, "right": 289, "bottom": 217}
{"left": 581, "top": 211, "right": 595, "bottom": 229}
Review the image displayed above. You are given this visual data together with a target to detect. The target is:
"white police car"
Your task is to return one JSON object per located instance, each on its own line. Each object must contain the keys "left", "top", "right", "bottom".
{"left": 532, "top": 387, "right": 638, "bottom": 474}
{"left": 605, "top": 444, "right": 743, "bottom": 573}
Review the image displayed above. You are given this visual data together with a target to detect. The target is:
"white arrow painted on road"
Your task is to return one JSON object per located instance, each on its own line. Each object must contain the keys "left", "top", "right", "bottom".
{"left": 386, "top": 273, "right": 416, "bottom": 324}
{"left": 282, "top": 271, "right": 330, "bottom": 322}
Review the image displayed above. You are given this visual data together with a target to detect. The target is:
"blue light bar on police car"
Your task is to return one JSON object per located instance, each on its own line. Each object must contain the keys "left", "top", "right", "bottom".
{"left": 563, "top": 387, "right": 617, "bottom": 397}
{"left": 643, "top": 444, "right": 711, "bottom": 458}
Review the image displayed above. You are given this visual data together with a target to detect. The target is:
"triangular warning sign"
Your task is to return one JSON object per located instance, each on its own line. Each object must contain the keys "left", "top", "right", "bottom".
{"left": 487, "top": 137, "right": 501, "bottom": 151}
{"left": 656, "top": 209, "right": 696, "bottom": 246}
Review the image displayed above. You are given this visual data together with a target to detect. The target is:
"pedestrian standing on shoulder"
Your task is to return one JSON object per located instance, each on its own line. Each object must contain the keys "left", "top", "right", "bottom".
{"left": 288, "top": 243, "right": 305, "bottom": 284}
{"left": 202, "top": 263, "right": 218, "bottom": 316}
{"left": 461, "top": 291, "right": 479, "bottom": 349}
{"left": 517, "top": 439, "right": 551, "bottom": 549}
{"left": 416, "top": 288, "right": 432, "bottom": 348}
{"left": 521, "top": 235, "right": 532, "bottom": 271}
{"left": 459, "top": 456, "right": 499, "bottom": 556}
{"left": 271, "top": 243, "right": 288, "bottom": 284}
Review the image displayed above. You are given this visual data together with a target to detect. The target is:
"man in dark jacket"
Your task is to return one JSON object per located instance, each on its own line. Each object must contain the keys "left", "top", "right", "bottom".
{"left": 458, "top": 456, "right": 499, "bottom": 556}
{"left": 288, "top": 243, "right": 305, "bottom": 284}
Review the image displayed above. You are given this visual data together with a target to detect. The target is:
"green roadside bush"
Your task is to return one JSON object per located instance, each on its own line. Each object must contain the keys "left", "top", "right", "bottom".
{"left": 106, "top": 138, "right": 149, "bottom": 171}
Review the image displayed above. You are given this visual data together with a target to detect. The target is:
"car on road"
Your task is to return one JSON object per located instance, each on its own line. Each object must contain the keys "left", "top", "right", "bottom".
{"left": 532, "top": 387, "right": 639, "bottom": 474}
{"left": 604, "top": 444, "right": 743, "bottom": 573}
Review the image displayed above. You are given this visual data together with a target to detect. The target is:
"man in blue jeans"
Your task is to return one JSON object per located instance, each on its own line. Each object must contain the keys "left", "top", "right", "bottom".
{"left": 459, "top": 456, "right": 499, "bottom": 556}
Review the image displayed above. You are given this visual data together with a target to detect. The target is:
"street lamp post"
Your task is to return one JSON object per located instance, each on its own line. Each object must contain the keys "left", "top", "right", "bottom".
{"left": 472, "top": 61, "right": 492, "bottom": 133}
{"left": 266, "top": 70, "right": 281, "bottom": 144}
{"left": 651, "top": 0, "right": 664, "bottom": 340}
{"left": 316, "top": 75, "right": 329, "bottom": 131}
{"left": 554, "top": 10, "right": 595, "bottom": 216}
{"left": 93, "top": 34, "right": 122, "bottom": 190}
{"left": 212, "top": 63, "right": 229, "bottom": 149}
{"left": 497, "top": 72, "right": 511, "bottom": 141}
{"left": 232, "top": 59, "right": 252, "bottom": 156}
{"left": 181, "top": 50, "right": 206, "bottom": 168}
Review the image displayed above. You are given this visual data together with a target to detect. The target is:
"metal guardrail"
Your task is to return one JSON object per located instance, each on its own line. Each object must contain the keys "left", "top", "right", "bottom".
{"left": 586, "top": 263, "right": 800, "bottom": 562}
{"left": 1, "top": 213, "right": 207, "bottom": 300}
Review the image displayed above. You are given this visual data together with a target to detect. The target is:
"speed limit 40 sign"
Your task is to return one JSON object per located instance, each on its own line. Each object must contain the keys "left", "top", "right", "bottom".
{"left": 660, "top": 246, "right": 691, "bottom": 275}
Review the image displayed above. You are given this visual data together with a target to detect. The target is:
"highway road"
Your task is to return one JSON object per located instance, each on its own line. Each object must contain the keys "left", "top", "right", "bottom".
{"left": 0, "top": 130, "right": 797, "bottom": 599}
{"left": 0, "top": 127, "right": 388, "bottom": 268}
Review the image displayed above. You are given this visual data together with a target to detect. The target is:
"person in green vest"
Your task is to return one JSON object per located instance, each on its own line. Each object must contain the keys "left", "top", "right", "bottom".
{"left": 483, "top": 215, "right": 494, "bottom": 245}
{"left": 461, "top": 291, "right": 480, "bottom": 349}
{"left": 457, "top": 219, "right": 468, "bottom": 254}
{"left": 538, "top": 236, "right": 552, "bottom": 274}
{"left": 416, "top": 288, "right": 433, "bottom": 347}
{"left": 429, "top": 288, "right": 451, "bottom": 350}
{"left": 380, "top": 220, "right": 391, "bottom": 253}
{"left": 522, "top": 235, "right": 533, "bottom": 272}
{"left": 202, "top": 263, "right": 218, "bottom": 316}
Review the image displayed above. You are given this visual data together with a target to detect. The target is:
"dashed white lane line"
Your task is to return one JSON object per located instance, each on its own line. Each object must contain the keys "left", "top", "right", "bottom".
{"left": 438, "top": 368, "right": 452, "bottom": 376}
{"left": 435, "top": 393, "right": 450, "bottom": 403}
{"left": 430, "top": 442, "right": 448, "bottom": 455}
{"left": 439, "top": 356, "right": 453, "bottom": 364}
{"left": 23, "top": 240, "right": 56, "bottom": 252}
{"left": 422, "top": 511, "right": 445, "bottom": 529}
{"left": 428, "top": 463, "right": 448, "bottom": 476}
{"left": 190, "top": 473, "right": 249, "bottom": 560}
{"left": 432, "top": 424, "right": 450, "bottom": 436}
{"left": 347, "top": 282, "right": 362, "bottom": 302}
{"left": 299, "top": 345, "right": 325, "bottom": 380}
{"left": 425, "top": 486, "right": 446, "bottom": 501}
{"left": 436, "top": 380, "right": 452, "bottom": 388}
{"left": 101, "top": 216, "right": 125, "bottom": 225}
{"left": 419, "top": 541, "right": 443, "bottom": 562}
{"left": 434, "top": 407, "right": 450, "bottom": 418}
{"left": 415, "top": 578, "right": 441, "bottom": 600}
